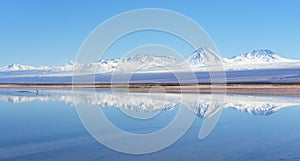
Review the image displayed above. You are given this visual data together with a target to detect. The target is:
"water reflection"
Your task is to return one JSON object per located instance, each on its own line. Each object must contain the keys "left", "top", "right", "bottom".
{"left": 1, "top": 88, "right": 300, "bottom": 160}
{"left": 1, "top": 88, "right": 299, "bottom": 117}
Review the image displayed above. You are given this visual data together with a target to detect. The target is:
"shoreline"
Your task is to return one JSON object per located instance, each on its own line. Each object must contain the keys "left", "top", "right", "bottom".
{"left": 1, "top": 83, "right": 300, "bottom": 95}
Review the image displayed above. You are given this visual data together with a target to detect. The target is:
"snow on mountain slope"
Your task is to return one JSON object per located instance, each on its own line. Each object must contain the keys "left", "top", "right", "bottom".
{"left": 0, "top": 49, "right": 299, "bottom": 78}
{"left": 113, "top": 54, "right": 179, "bottom": 73}
{"left": 185, "top": 48, "right": 223, "bottom": 66}
{"left": 224, "top": 49, "right": 290, "bottom": 63}
{"left": 0, "top": 62, "right": 74, "bottom": 73}
{"left": 0, "top": 64, "right": 36, "bottom": 71}
{"left": 223, "top": 49, "right": 300, "bottom": 70}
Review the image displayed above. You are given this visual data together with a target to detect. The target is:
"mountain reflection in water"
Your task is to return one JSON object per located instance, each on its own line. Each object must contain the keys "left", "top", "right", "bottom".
{"left": 1, "top": 88, "right": 299, "bottom": 117}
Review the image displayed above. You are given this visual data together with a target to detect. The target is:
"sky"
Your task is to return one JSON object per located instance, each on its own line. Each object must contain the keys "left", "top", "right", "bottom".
{"left": 0, "top": 0, "right": 300, "bottom": 66}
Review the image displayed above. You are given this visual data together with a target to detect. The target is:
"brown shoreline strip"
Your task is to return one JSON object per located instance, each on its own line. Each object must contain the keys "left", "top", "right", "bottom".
{"left": 0, "top": 82, "right": 300, "bottom": 88}
{"left": 1, "top": 83, "right": 300, "bottom": 95}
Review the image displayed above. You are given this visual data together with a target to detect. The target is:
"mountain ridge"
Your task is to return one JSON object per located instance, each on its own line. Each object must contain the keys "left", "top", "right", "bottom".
{"left": 1, "top": 49, "right": 299, "bottom": 74}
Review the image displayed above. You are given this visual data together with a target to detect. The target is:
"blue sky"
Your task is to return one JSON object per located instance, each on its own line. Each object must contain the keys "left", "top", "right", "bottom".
{"left": 0, "top": 0, "right": 300, "bottom": 66}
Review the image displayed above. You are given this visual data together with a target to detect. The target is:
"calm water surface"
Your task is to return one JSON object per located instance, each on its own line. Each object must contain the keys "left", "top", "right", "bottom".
{"left": 0, "top": 88, "right": 300, "bottom": 161}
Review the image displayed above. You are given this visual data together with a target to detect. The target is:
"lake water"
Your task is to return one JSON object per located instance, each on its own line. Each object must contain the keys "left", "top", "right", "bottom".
{"left": 0, "top": 88, "right": 300, "bottom": 161}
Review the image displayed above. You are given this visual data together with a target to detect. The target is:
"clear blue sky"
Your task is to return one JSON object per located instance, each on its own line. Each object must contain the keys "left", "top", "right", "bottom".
{"left": 0, "top": 0, "right": 300, "bottom": 66}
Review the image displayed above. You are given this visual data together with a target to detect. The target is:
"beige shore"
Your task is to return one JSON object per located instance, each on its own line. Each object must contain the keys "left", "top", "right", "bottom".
{"left": 1, "top": 83, "right": 300, "bottom": 95}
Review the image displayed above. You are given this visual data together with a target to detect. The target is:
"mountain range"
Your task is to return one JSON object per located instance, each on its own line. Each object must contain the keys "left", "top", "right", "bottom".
{"left": 0, "top": 48, "right": 299, "bottom": 77}
{"left": 0, "top": 48, "right": 300, "bottom": 73}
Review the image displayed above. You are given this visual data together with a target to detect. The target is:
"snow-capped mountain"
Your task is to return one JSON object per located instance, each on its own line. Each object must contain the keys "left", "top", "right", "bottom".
{"left": 223, "top": 49, "right": 300, "bottom": 70}
{"left": 225, "top": 49, "right": 290, "bottom": 63}
{"left": 0, "top": 64, "right": 36, "bottom": 71}
{"left": 185, "top": 48, "right": 223, "bottom": 66}
{"left": 113, "top": 54, "right": 178, "bottom": 73}
{"left": 0, "top": 48, "right": 299, "bottom": 77}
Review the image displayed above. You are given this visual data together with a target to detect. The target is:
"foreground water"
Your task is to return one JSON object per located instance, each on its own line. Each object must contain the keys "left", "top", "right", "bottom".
{"left": 0, "top": 88, "right": 300, "bottom": 161}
